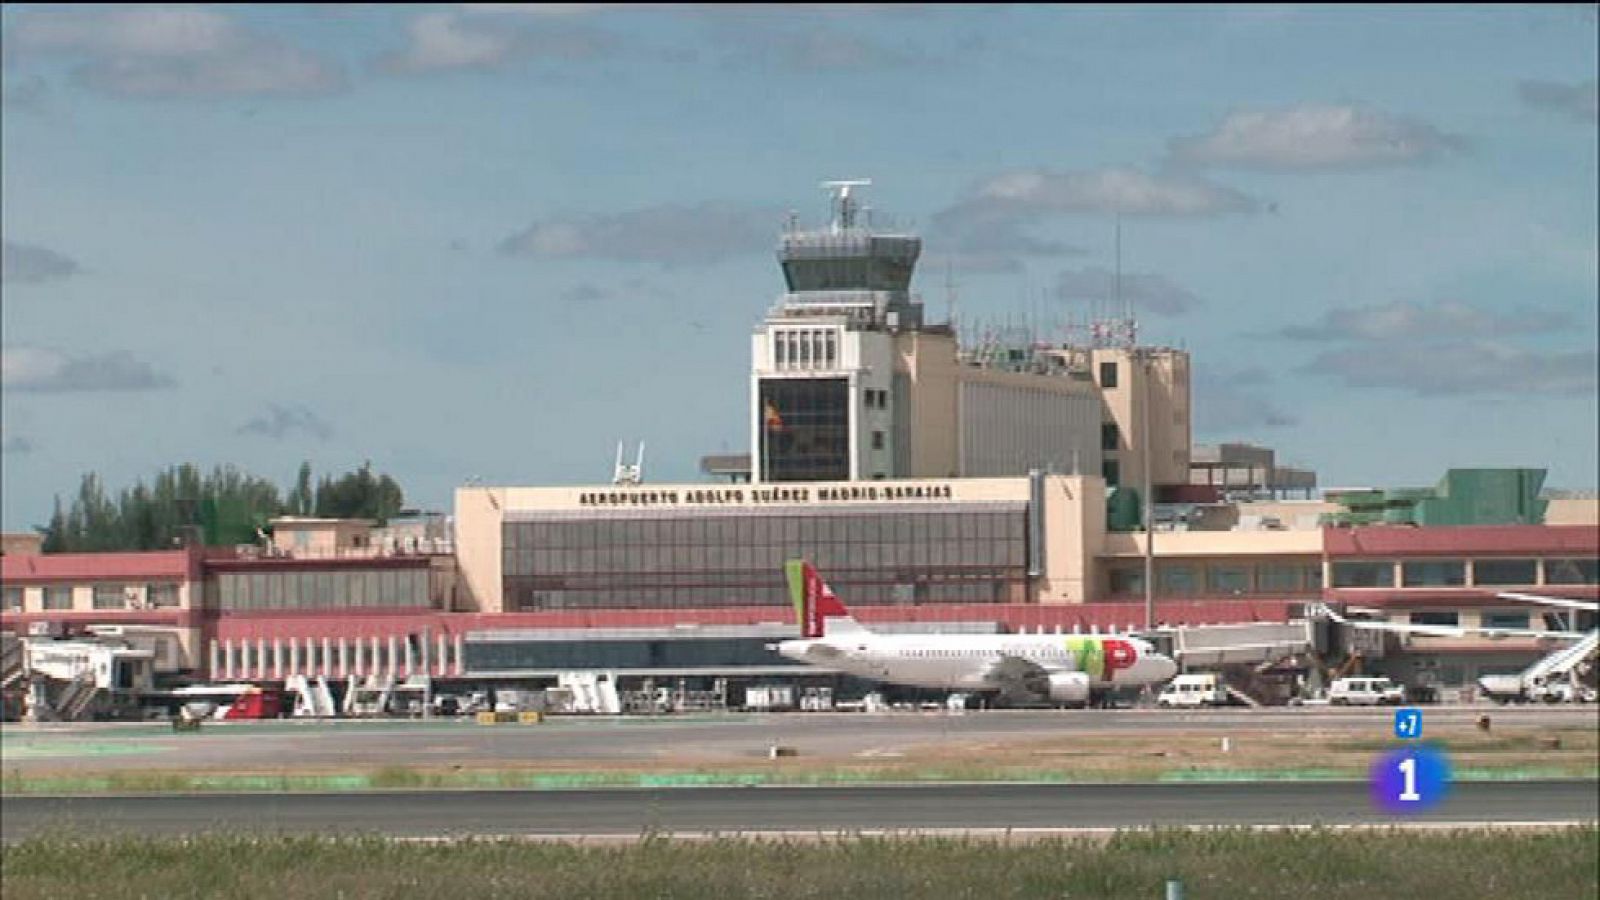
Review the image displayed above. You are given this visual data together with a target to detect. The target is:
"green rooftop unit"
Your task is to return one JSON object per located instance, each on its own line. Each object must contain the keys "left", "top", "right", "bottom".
{"left": 1413, "top": 468, "right": 1547, "bottom": 526}
{"left": 1320, "top": 468, "right": 1549, "bottom": 527}
{"left": 1106, "top": 486, "right": 1143, "bottom": 532}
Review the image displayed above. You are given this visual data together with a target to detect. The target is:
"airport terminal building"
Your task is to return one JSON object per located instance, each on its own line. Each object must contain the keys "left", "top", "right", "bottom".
{"left": 3, "top": 182, "right": 1597, "bottom": 707}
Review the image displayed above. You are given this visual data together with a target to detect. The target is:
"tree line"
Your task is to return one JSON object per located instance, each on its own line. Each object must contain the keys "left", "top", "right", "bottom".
{"left": 39, "top": 461, "right": 407, "bottom": 553}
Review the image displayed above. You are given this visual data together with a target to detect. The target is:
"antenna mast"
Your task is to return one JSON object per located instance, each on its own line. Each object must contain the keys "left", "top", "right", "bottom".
{"left": 821, "top": 179, "right": 872, "bottom": 233}
{"left": 612, "top": 441, "right": 645, "bottom": 485}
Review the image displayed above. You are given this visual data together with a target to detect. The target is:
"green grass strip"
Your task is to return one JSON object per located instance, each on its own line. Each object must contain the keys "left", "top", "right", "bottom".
{"left": 3, "top": 827, "right": 1597, "bottom": 900}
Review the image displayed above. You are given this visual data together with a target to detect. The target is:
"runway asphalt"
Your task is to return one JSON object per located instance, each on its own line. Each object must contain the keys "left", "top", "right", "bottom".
{"left": 3, "top": 780, "right": 1595, "bottom": 841}
{"left": 4, "top": 706, "right": 1594, "bottom": 773}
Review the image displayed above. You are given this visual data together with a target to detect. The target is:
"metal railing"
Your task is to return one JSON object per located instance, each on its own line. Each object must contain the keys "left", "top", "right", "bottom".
{"left": 233, "top": 541, "right": 454, "bottom": 561}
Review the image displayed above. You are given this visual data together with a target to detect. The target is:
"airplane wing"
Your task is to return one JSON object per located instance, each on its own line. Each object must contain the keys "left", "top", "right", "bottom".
{"left": 979, "top": 655, "right": 1053, "bottom": 704}
{"left": 1308, "top": 603, "right": 1591, "bottom": 641}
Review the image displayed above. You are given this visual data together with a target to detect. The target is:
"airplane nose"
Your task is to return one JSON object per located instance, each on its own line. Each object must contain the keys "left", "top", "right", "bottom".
{"left": 1152, "top": 655, "right": 1178, "bottom": 682}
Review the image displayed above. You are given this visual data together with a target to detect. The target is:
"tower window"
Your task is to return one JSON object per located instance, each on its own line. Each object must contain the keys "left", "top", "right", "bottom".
{"left": 872, "top": 430, "right": 885, "bottom": 450}
{"left": 1101, "top": 421, "right": 1120, "bottom": 451}
{"left": 774, "top": 332, "right": 786, "bottom": 365}
{"left": 1102, "top": 459, "right": 1121, "bottom": 487}
{"left": 1100, "top": 361, "right": 1119, "bottom": 389}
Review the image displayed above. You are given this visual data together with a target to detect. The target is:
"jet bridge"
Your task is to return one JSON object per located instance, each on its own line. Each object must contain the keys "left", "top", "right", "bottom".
{"left": 1170, "top": 621, "right": 1318, "bottom": 668}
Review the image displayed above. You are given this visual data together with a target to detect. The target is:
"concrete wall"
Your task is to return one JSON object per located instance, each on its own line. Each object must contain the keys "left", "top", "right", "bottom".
{"left": 957, "top": 376, "right": 1102, "bottom": 479}
{"left": 453, "top": 488, "right": 505, "bottom": 613}
{"left": 1038, "top": 474, "right": 1105, "bottom": 604}
{"left": 1100, "top": 529, "right": 1324, "bottom": 558}
{"left": 1547, "top": 496, "right": 1600, "bottom": 526}
{"left": 1, "top": 533, "right": 44, "bottom": 556}
{"left": 895, "top": 330, "right": 962, "bottom": 479}
{"left": 1091, "top": 347, "right": 1191, "bottom": 491}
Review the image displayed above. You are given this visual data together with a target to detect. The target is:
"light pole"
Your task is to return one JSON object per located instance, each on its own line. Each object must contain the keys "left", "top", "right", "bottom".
{"left": 1141, "top": 349, "right": 1155, "bottom": 633}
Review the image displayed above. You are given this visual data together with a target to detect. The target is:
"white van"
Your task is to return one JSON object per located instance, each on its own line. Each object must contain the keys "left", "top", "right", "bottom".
{"left": 1157, "top": 673, "right": 1229, "bottom": 708}
{"left": 1328, "top": 676, "right": 1405, "bottom": 706}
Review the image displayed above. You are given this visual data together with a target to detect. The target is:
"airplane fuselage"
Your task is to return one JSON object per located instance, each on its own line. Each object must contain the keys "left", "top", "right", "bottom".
{"left": 776, "top": 633, "right": 1178, "bottom": 692}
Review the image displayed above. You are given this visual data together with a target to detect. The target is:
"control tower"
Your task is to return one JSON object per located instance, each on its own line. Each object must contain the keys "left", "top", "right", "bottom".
{"left": 752, "top": 181, "right": 927, "bottom": 483}
{"left": 750, "top": 180, "right": 1190, "bottom": 491}
{"left": 775, "top": 180, "right": 924, "bottom": 331}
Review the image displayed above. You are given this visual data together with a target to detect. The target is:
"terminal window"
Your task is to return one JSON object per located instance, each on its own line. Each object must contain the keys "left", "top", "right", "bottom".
{"left": 1331, "top": 561, "right": 1395, "bottom": 588}
{"left": 1543, "top": 558, "right": 1597, "bottom": 585}
{"left": 759, "top": 377, "right": 850, "bottom": 482}
{"left": 1402, "top": 560, "right": 1466, "bottom": 587}
{"left": 1472, "top": 558, "right": 1537, "bottom": 586}
{"left": 501, "top": 506, "right": 1029, "bottom": 611}
{"left": 43, "top": 585, "right": 72, "bottom": 610}
{"left": 1410, "top": 611, "right": 1460, "bottom": 627}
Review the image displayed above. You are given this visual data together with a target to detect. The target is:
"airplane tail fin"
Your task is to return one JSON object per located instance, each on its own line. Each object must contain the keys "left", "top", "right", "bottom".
{"left": 786, "top": 559, "right": 867, "bottom": 638}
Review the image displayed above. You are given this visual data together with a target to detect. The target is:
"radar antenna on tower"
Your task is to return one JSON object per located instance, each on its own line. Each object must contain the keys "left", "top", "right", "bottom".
{"left": 821, "top": 179, "right": 872, "bottom": 233}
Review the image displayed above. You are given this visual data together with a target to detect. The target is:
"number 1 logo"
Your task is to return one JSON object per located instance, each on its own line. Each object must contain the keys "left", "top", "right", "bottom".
{"left": 1371, "top": 746, "right": 1450, "bottom": 813}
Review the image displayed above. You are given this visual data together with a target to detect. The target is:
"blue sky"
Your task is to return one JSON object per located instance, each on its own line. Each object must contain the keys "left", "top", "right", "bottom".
{"left": 2, "top": 4, "right": 1596, "bottom": 529}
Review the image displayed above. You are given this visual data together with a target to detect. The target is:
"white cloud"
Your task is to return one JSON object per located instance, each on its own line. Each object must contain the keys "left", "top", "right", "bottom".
{"left": 1169, "top": 105, "right": 1466, "bottom": 169}
{"left": 2, "top": 241, "right": 82, "bottom": 284}
{"left": 375, "top": 9, "right": 615, "bottom": 74}
{"left": 381, "top": 11, "right": 519, "bottom": 72}
{"left": 9, "top": 5, "right": 344, "bottom": 98}
{"left": 460, "top": 3, "right": 620, "bottom": 14}
{"left": 1302, "top": 341, "right": 1597, "bottom": 396}
{"left": 941, "top": 167, "right": 1260, "bottom": 221}
{"left": 499, "top": 202, "right": 780, "bottom": 265}
{"left": 2, "top": 346, "right": 175, "bottom": 392}
{"left": 1281, "top": 299, "right": 1570, "bottom": 342}
{"left": 1519, "top": 79, "right": 1599, "bottom": 123}
{"left": 1053, "top": 266, "right": 1202, "bottom": 317}
{"left": 12, "top": 6, "right": 237, "bottom": 57}
{"left": 717, "top": 24, "right": 926, "bottom": 72}
{"left": 924, "top": 219, "right": 1082, "bottom": 274}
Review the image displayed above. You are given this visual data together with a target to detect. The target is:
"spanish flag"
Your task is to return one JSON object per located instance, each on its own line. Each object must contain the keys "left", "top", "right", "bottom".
{"left": 764, "top": 400, "right": 785, "bottom": 431}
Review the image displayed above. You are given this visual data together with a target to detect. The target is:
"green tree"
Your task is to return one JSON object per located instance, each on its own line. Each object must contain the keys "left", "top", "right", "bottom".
{"left": 314, "top": 460, "right": 404, "bottom": 523}
{"left": 289, "top": 461, "right": 314, "bottom": 516}
{"left": 37, "top": 461, "right": 410, "bottom": 550}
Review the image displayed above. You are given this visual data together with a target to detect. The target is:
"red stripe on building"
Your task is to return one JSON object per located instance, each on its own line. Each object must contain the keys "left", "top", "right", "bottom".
{"left": 1, "top": 549, "right": 197, "bottom": 584}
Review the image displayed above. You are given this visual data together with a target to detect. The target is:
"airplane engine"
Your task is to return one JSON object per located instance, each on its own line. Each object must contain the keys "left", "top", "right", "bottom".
{"left": 1046, "top": 672, "right": 1091, "bottom": 704}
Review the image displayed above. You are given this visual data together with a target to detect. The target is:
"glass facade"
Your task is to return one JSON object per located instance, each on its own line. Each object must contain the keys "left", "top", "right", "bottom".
{"left": 1411, "top": 611, "right": 1459, "bottom": 627}
{"left": 93, "top": 583, "right": 126, "bottom": 609}
{"left": 760, "top": 377, "right": 850, "bottom": 482}
{"left": 214, "top": 567, "right": 430, "bottom": 611}
{"left": 43, "top": 585, "right": 72, "bottom": 610}
{"left": 1331, "top": 562, "right": 1394, "bottom": 588}
{"left": 466, "top": 637, "right": 800, "bottom": 672}
{"left": 1402, "top": 560, "right": 1466, "bottom": 587}
{"left": 148, "top": 582, "right": 181, "bottom": 607}
{"left": 1472, "top": 559, "right": 1537, "bottom": 586}
{"left": 1104, "top": 558, "right": 1321, "bottom": 599}
{"left": 1545, "top": 558, "right": 1598, "bottom": 585}
{"left": 1207, "top": 566, "right": 1250, "bottom": 595}
{"left": 502, "top": 504, "right": 1030, "bottom": 611}
{"left": 1482, "top": 611, "right": 1530, "bottom": 630}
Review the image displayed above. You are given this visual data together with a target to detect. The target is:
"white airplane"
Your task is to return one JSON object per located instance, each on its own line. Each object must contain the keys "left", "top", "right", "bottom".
{"left": 771, "top": 560, "right": 1178, "bottom": 707}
